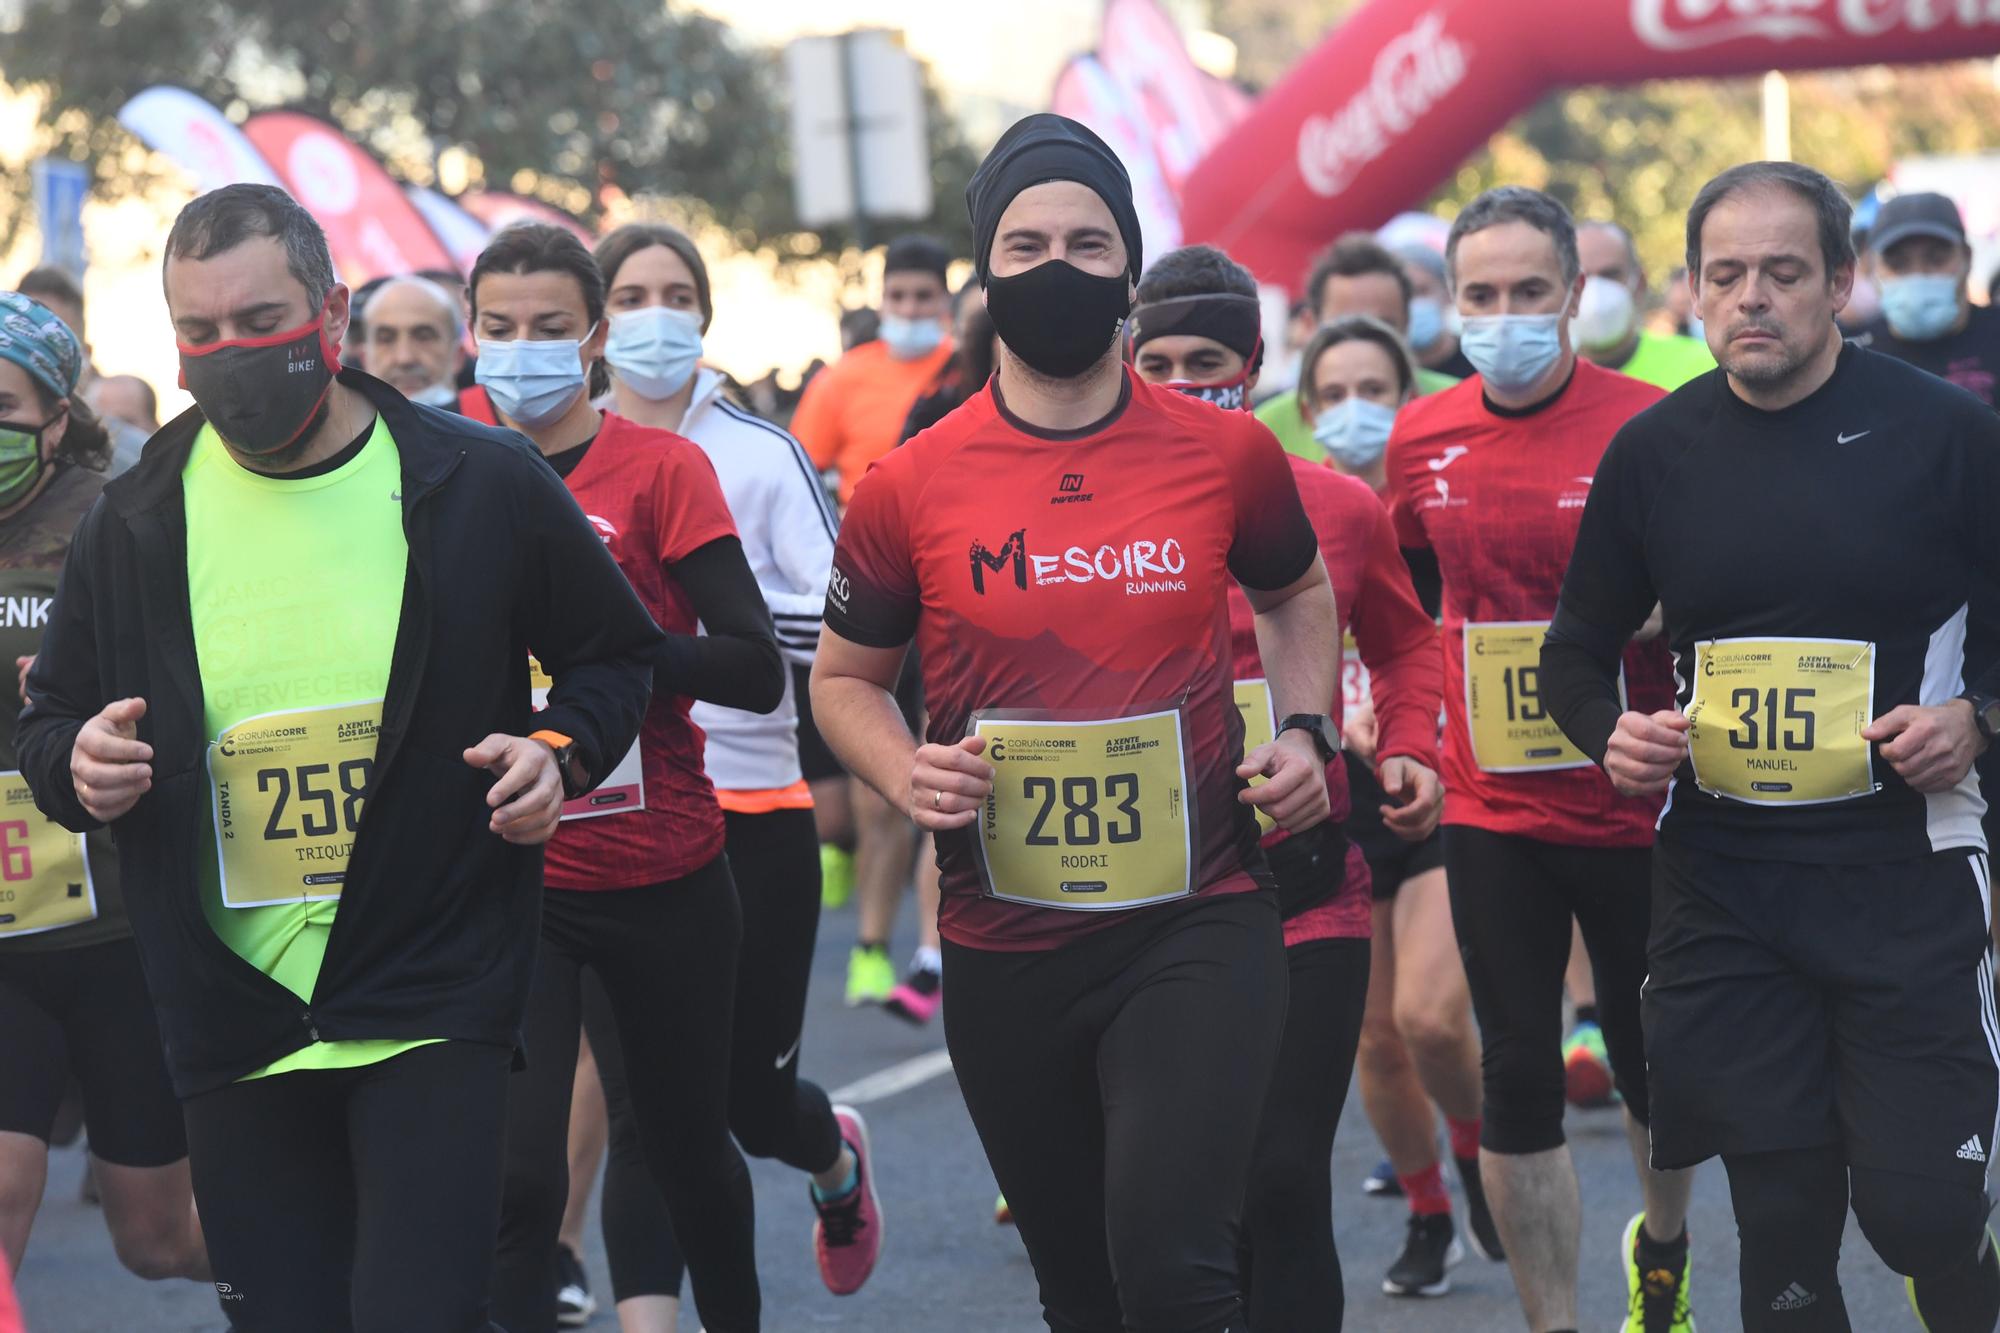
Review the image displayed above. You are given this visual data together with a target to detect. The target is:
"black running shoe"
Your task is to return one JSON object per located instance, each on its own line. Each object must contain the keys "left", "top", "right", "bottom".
{"left": 1455, "top": 1154, "right": 1505, "bottom": 1262}
{"left": 1362, "top": 1158, "right": 1404, "bottom": 1197}
{"left": 555, "top": 1242, "right": 596, "bottom": 1328}
{"left": 1383, "top": 1212, "right": 1464, "bottom": 1297}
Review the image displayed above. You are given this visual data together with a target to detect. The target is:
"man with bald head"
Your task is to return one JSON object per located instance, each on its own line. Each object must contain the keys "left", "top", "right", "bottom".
{"left": 1573, "top": 221, "right": 1714, "bottom": 390}
{"left": 360, "top": 274, "right": 466, "bottom": 408}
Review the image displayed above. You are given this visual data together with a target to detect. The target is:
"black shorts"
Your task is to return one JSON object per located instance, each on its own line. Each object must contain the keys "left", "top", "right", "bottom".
{"left": 1343, "top": 753, "right": 1444, "bottom": 900}
{"left": 1645, "top": 840, "right": 1998, "bottom": 1182}
{"left": 0, "top": 936, "right": 187, "bottom": 1166}
{"left": 792, "top": 661, "right": 844, "bottom": 783}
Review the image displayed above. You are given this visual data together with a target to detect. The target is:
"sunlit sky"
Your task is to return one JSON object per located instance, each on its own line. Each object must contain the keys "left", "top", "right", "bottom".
{"left": 14, "top": 4, "right": 1128, "bottom": 417}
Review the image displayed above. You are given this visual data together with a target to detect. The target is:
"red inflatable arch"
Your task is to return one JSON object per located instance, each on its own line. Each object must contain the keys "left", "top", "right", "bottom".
{"left": 1182, "top": 0, "right": 2000, "bottom": 288}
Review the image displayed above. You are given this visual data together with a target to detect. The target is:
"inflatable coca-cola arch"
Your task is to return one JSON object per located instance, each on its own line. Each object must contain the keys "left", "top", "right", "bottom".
{"left": 1181, "top": 0, "right": 2000, "bottom": 288}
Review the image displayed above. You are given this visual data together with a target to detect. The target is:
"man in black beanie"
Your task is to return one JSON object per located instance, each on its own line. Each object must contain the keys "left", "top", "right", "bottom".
{"left": 812, "top": 112, "right": 1341, "bottom": 1333}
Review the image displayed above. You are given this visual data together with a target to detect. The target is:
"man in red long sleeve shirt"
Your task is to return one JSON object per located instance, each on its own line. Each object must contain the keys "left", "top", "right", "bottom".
{"left": 1129, "top": 243, "right": 1458, "bottom": 1329}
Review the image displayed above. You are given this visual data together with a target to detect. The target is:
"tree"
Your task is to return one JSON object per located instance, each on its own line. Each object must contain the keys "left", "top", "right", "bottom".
{"left": 0, "top": 0, "right": 977, "bottom": 264}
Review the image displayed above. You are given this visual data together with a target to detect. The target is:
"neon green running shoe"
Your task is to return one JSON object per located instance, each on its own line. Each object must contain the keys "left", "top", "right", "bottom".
{"left": 820, "top": 844, "right": 854, "bottom": 910}
{"left": 1619, "top": 1212, "right": 1695, "bottom": 1332}
{"left": 845, "top": 945, "right": 894, "bottom": 1007}
{"left": 1907, "top": 1225, "right": 2000, "bottom": 1331}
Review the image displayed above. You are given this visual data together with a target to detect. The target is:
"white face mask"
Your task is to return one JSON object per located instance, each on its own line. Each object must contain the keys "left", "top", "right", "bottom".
{"left": 475, "top": 326, "right": 597, "bottom": 428}
{"left": 606, "top": 306, "right": 704, "bottom": 400}
{"left": 1572, "top": 276, "right": 1637, "bottom": 352}
{"left": 881, "top": 313, "right": 945, "bottom": 361}
{"left": 411, "top": 381, "right": 461, "bottom": 408}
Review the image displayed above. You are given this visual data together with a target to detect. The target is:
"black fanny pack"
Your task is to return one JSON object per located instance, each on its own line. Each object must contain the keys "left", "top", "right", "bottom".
{"left": 1258, "top": 820, "right": 1352, "bottom": 921}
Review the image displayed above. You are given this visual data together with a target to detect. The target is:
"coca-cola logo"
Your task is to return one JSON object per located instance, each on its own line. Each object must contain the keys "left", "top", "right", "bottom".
{"left": 1632, "top": 0, "right": 2000, "bottom": 50}
{"left": 1296, "top": 13, "right": 1467, "bottom": 199}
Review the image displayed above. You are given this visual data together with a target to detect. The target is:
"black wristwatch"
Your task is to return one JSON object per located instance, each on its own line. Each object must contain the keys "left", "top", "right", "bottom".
{"left": 531, "top": 728, "right": 588, "bottom": 800}
{"left": 1962, "top": 691, "right": 2000, "bottom": 745}
{"left": 1277, "top": 713, "right": 1341, "bottom": 763}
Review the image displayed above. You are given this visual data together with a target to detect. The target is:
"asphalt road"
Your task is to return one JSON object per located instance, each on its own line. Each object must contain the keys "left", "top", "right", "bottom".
{"left": 16, "top": 897, "right": 1927, "bottom": 1331}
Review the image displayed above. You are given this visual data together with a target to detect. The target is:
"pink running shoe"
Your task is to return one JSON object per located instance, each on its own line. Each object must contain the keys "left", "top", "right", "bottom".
{"left": 883, "top": 970, "right": 941, "bottom": 1026}
{"left": 812, "top": 1105, "right": 882, "bottom": 1295}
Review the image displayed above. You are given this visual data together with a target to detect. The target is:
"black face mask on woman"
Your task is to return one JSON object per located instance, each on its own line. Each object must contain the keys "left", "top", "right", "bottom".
{"left": 985, "top": 260, "right": 1132, "bottom": 380}
{"left": 178, "top": 313, "right": 339, "bottom": 458}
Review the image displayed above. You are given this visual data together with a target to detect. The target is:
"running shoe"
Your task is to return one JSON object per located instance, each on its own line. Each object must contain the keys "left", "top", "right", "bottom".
{"left": 883, "top": 965, "right": 942, "bottom": 1026}
{"left": 845, "top": 945, "right": 895, "bottom": 1007}
{"left": 1383, "top": 1212, "right": 1463, "bottom": 1297}
{"left": 1619, "top": 1212, "right": 1695, "bottom": 1332}
{"left": 813, "top": 1105, "right": 883, "bottom": 1295}
{"left": 555, "top": 1242, "right": 596, "bottom": 1328}
{"left": 1362, "top": 1158, "right": 1404, "bottom": 1197}
{"left": 994, "top": 1193, "right": 1013, "bottom": 1226}
{"left": 1907, "top": 1224, "right": 2000, "bottom": 1331}
{"left": 1563, "top": 1020, "right": 1617, "bottom": 1108}
{"left": 1454, "top": 1154, "right": 1505, "bottom": 1262}
{"left": 820, "top": 844, "right": 854, "bottom": 910}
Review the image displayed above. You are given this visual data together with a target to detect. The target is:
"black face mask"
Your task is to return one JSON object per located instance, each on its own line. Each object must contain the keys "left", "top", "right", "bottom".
{"left": 985, "top": 260, "right": 1131, "bottom": 380}
{"left": 177, "top": 314, "right": 338, "bottom": 458}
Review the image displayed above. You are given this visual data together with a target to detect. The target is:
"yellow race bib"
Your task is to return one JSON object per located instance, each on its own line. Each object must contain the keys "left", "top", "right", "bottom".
{"left": 972, "top": 708, "right": 1194, "bottom": 911}
{"left": 0, "top": 772, "right": 94, "bottom": 938}
{"left": 208, "top": 700, "right": 383, "bottom": 909}
{"left": 1685, "top": 638, "right": 1877, "bottom": 805}
{"left": 1233, "top": 678, "right": 1278, "bottom": 835}
{"left": 1463, "top": 621, "right": 1619, "bottom": 773}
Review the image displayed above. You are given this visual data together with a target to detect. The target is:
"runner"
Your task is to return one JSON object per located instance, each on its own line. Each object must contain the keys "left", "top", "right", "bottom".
{"left": 457, "top": 223, "right": 798, "bottom": 1333}
{"left": 0, "top": 294, "right": 207, "bottom": 1287}
{"left": 1393, "top": 242, "right": 1477, "bottom": 380}
{"left": 1573, "top": 221, "right": 1715, "bottom": 391}
{"left": 1385, "top": 185, "right": 1697, "bottom": 1333}
{"left": 1544, "top": 159, "right": 2000, "bottom": 1333}
{"left": 1129, "top": 244, "right": 1457, "bottom": 1328}
{"left": 1294, "top": 313, "right": 1500, "bottom": 1295}
{"left": 357, "top": 274, "right": 467, "bottom": 409}
{"left": 558, "top": 220, "right": 874, "bottom": 1327}
{"left": 813, "top": 113, "right": 1337, "bottom": 1332}
{"left": 1255, "top": 232, "right": 1461, "bottom": 462}
{"left": 16, "top": 183, "right": 661, "bottom": 1332}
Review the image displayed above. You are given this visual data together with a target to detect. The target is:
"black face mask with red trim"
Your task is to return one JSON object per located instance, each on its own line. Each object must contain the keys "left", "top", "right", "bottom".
{"left": 178, "top": 312, "right": 340, "bottom": 458}
{"left": 1167, "top": 368, "right": 1252, "bottom": 412}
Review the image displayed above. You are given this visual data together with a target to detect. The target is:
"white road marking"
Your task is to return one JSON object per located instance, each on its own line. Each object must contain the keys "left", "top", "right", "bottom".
{"left": 830, "top": 1047, "right": 955, "bottom": 1106}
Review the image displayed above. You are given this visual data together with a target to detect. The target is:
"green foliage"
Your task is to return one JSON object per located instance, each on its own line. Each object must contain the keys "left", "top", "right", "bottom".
{"left": 0, "top": 0, "right": 977, "bottom": 265}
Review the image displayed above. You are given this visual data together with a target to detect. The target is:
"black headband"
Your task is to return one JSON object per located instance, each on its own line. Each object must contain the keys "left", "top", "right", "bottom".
{"left": 1127, "top": 293, "right": 1263, "bottom": 362}
{"left": 967, "top": 113, "right": 1142, "bottom": 285}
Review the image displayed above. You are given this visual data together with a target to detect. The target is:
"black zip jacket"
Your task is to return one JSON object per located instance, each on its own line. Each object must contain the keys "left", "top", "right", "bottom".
{"left": 16, "top": 370, "right": 663, "bottom": 1097}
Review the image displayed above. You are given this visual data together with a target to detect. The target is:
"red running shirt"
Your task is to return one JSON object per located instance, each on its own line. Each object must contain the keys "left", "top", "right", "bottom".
{"left": 1228, "top": 457, "right": 1443, "bottom": 945}
{"left": 1387, "top": 362, "right": 1673, "bottom": 847}
{"left": 543, "top": 412, "right": 737, "bottom": 889}
{"left": 827, "top": 371, "right": 1318, "bottom": 952}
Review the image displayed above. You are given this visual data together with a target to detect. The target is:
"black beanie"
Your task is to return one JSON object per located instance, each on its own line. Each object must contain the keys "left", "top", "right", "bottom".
{"left": 967, "top": 113, "right": 1142, "bottom": 286}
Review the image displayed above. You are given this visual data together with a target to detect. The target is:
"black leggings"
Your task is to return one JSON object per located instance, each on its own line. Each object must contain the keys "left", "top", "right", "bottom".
{"left": 491, "top": 859, "right": 759, "bottom": 1333}
{"left": 1724, "top": 1144, "right": 1998, "bottom": 1330}
{"left": 587, "top": 808, "right": 842, "bottom": 1301}
{"left": 1241, "top": 936, "right": 1370, "bottom": 1332}
{"left": 1443, "top": 826, "right": 1652, "bottom": 1154}
{"left": 183, "top": 1040, "right": 513, "bottom": 1333}
{"left": 944, "top": 891, "right": 1289, "bottom": 1333}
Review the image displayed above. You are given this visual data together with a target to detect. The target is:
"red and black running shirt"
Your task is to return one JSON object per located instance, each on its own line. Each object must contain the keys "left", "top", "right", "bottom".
{"left": 1387, "top": 360, "right": 1673, "bottom": 848}
{"left": 826, "top": 370, "right": 1318, "bottom": 951}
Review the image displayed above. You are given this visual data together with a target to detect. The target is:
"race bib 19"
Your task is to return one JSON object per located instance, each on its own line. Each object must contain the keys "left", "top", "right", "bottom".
{"left": 1234, "top": 678, "right": 1278, "bottom": 835}
{"left": 971, "top": 708, "right": 1194, "bottom": 911}
{"left": 1685, "top": 638, "right": 1877, "bottom": 806}
{"left": 0, "top": 771, "right": 94, "bottom": 938}
{"left": 530, "top": 657, "right": 645, "bottom": 820}
{"left": 209, "top": 700, "right": 382, "bottom": 909}
{"left": 1463, "top": 621, "right": 1620, "bottom": 773}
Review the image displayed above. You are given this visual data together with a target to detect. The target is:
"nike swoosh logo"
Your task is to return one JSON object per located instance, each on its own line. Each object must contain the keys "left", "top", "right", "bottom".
{"left": 774, "top": 1035, "right": 801, "bottom": 1070}
{"left": 1836, "top": 431, "right": 1870, "bottom": 444}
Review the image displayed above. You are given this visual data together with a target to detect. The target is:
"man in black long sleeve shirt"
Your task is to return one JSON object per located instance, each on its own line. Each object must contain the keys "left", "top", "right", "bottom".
{"left": 1542, "top": 161, "right": 2000, "bottom": 1333}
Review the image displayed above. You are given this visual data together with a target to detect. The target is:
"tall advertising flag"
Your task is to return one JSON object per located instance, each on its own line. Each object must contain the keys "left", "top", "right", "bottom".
{"left": 117, "top": 87, "right": 285, "bottom": 193}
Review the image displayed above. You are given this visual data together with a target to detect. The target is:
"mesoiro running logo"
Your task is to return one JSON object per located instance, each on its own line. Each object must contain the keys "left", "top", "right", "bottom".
{"left": 967, "top": 528, "right": 1191, "bottom": 598}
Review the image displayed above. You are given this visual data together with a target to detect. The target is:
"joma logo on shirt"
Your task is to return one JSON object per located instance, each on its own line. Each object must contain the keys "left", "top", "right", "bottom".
{"left": 0, "top": 596, "right": 51, "bottom": 628}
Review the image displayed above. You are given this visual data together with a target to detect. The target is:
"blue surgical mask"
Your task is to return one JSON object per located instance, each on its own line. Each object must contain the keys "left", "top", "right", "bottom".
{"left": 475, "top": 328, "right": 596, "bottom": 428}
{"left": 607, "top": 307, "right": 704, "bottom": 400}
{"left": 1406, "top": 298, "right": 1445, "bottom": 353}
{"left": 1460, "top": 313, "right": 1565, "bottom": 394}
{"left": 1880, "top": 273, "right": 1962, "bottom": 342}
{"left": 1312, "top": 398, "right": 1399, "bottom": 472}
{"left": 880, "top": 314, "right": 944, "bottom": 361}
